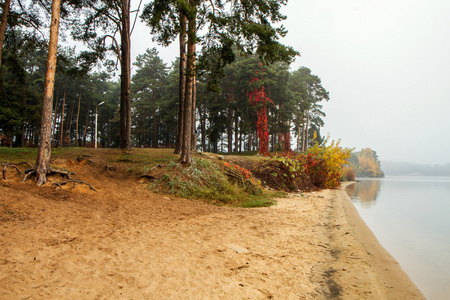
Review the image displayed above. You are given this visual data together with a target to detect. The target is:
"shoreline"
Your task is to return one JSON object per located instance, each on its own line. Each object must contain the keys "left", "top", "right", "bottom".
{"left": 1, "top": 170, "right": 426, "bottom": 298}
{"left": 330, "top": 182, "right": 425, "bottom": 299}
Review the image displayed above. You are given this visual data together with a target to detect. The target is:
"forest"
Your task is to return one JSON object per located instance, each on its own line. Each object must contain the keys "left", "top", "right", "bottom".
{"left": 0, "top": 0, "right": 329, "bottom": 153}
{"left": 347, "top": 148, "right": 384, "bottom": 178}
{"left": 0, "top": 0, "right": 353, "bottom": 188}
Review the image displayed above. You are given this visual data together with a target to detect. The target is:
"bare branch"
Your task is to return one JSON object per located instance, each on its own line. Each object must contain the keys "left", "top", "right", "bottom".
{"left": 130, "top": 0, "right": 143, "bottom": 36}
{"left": 52, "top": 179, "right": 97, "bottom": 191}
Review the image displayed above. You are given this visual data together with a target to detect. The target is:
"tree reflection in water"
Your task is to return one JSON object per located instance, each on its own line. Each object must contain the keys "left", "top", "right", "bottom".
{"left": 346, "top": 179, "right": 381, "bottom": 208}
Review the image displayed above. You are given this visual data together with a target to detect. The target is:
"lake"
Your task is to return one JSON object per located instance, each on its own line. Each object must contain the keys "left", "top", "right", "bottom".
{"left": 346, "top": 177, "right": 450, "bottom": 300}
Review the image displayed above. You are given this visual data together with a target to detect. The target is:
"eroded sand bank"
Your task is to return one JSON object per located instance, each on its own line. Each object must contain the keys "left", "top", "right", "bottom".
{"left": 0, "top": 172, "right": 424, "bottom": 299}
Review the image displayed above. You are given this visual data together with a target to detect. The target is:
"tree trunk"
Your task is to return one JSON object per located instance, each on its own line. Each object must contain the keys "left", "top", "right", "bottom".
{"left": 239, "top": 132, "right": 242, "bottom": 153}
{"left": 191, "top": 45, "right": 197, "bottom": 152}
{"left": 152, "top": 89, "right": 158, "bottom": 148}
{"left": 0, "top": 0, "right": 11, "bottom": 69}
{"left": 301, "top": 111, "right": 310, "bottom": 152}
{"left": 197, "top": 105, "right": 206, "bottom": 151}
{"left": 59, "top": 88, "right": 66, "bottom": 147}
{"left": 51, "top": 86, "right": 60, "bottom": 147}
{"left": 305, "top": 111, "right": 310, "bottom": 151}
{"left": 82, "top": 105, "right": 90, "bottom": 146}
{"left": 180, "top": 2, "right": 196, "bottom": 165}
{"left": 119, "top": 0, "right": 131, "bottom": 150}
{"left": 66, "top": 102, "right": 74, "bottom": 144}
{"left": 34, "top": 0, "right": 61, "bottom": 186}
{"left": 175, "top": 11, "right": 187, "bottom": 154}
{"left": 226, "top": 91, "right": 234, "bottom": 155}
{"left": 234, "top": 114, "right": 239, "bottom": 153}
{"left": 76, "top": 93, "right": 81, "bottom": 146}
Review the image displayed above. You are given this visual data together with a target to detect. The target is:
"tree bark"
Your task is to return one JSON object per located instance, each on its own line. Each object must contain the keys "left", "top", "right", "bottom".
{"left": 305, "top": 111, "right": 310, "bottom": 151}
{"left": 82, "top": 105, "right": 89, "bottom": 146}
{"left": 34, "top": 0, "right": 61, "bottom": 186}
{"left": 76, "top": 93, "right": 81, "bottom": 146}
{"left": 175, "top": 11, "right": 187, "bottom": 154}
{"left": 66, "top": 102, "right": 74, "bottom": 143}
{"left": 119, "top": 0, "right": 131, "bottom": 150}
{"left": 59, "top": 88, "right": 66, "bottom": 147}
{"left": 0, "top": 0, "right": 11, "bottom": 69}
{"left": 180, "top": 2, "right": 196, "bottom": 165}
{"left": 51, "top": 86, "right": 60, "bottom": 147}
{"left": 226, "top": 91, "right": 234, "bottom": 155}
{"left": 190, "top": 43, "right": 197, "bottom": 151}
{"left": 152, "top": 89, "right": 158, "bottom": 147}
{"left": 197, "top": 105, "right": 206, "bottom": 151}
{"left": 301, "top": 111, "right": 310, "bottom": 152}
{"left": 234, "top": 114, "right": 239, "bottom": 152}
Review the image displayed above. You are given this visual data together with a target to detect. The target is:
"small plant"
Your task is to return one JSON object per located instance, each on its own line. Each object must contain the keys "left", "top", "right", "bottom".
{"left": 148, "top": 157, "right": 272, "bottom": 207}
{"left": 252, "top": 138, "right": 353, "bottom": 192}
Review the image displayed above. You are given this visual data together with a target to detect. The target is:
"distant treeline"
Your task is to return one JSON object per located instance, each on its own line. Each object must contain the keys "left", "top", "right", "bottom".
{"left": 381, "top": 161, "right": 450, "bottom": 176}
{"left": 347, "top": 148, "right": 384, "bottom": 178}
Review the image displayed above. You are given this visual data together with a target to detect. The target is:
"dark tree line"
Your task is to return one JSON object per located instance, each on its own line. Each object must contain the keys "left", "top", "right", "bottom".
{"left": 1, "top": 39, "right": 329, "bottom": 153}
{"left": 0, "top": 27, "right": 120, "bottom": 149}
{"left": 1, "top": 40, "right": 329, "bottom": 154}
{"left": 0, "top": 0, "right": 330, "bottom": 184}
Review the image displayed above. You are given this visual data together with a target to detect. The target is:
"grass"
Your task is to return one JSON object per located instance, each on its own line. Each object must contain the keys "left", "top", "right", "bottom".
{"left": 147, "top": 156, "right": 279, "bottom": 207}
{"left": 0, "top": 147, "right": 282, "bottom": 208}
{"left": 0, "top": 147, "right": 37, "bottom": 163}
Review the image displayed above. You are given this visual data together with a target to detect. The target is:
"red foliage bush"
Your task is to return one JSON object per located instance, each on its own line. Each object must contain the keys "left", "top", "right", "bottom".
{"left": 252, "top": 153, "right": 328, "bottom": 192}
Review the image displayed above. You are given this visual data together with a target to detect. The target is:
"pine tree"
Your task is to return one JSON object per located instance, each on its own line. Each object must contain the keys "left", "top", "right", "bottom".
{"left": 142, "top": 0, "right": 298, "bottom": 164}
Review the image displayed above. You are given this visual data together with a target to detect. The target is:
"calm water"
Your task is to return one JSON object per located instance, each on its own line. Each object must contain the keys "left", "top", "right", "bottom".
{"left": 346, "top": 177, "right": 450, "bottom": 300}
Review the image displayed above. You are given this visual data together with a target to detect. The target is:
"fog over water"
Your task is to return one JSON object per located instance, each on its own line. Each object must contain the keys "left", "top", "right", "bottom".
{"left": 347, "top": 177, "right": 450, "bottom": 300}
{"left": 128, "top": 0, "right": 450, "bottom": 164}
{"left": 279, "top": 0, "right": 450, "bottom": 165}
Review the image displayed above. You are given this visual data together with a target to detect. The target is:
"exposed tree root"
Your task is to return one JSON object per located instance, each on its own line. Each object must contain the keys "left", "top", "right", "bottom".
{"left": 52, "top": 179, "right": 97, "bottom": 191}
{"left": 137, "top": 174, "right": 157, "bottom": 180}
{"left": 23, "top": 168, "right": 75, "bottom": 183}
{"left": 137, "top": 165, "right": 162, "bottom": 181}
{"left": 21, "top": 167, "right": 97, "bottom": 191}
{"left": 1, "top": 163, "right": 23, "bottom": 180}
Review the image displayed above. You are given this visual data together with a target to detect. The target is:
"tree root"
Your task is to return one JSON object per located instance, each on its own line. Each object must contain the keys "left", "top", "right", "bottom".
{"left": 137, "top": 174, "right": 157, "bottom": 180}
{"left": 52, "top": 179, "right": 97, "bottom": 191}
{"left": 137, "top": 165, "right": 162, "bottom": 181}
{"left": 23, "top": 168, "right": 75, "bottom": 183}
{"left": 1, "top": 163, "right": 23, "bottom": 180}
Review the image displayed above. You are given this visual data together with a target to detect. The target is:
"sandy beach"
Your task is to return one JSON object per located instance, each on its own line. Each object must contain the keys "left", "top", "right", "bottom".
{"left": 0, "top": 160, "right": 425, "bottom": 299}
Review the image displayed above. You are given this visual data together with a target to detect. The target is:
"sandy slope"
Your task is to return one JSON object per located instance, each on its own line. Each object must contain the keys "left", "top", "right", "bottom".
{"left": 0, "top": 160, "right": 424, "bottom": 299}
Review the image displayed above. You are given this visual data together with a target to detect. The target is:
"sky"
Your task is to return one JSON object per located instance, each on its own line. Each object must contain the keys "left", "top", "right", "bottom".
{"left": 129, "top": 0, "right": 450, "bottom": 165}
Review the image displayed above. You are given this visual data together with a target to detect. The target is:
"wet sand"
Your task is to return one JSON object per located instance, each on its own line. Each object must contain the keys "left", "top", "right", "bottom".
{"left": 0, "top": 162, "right": 424, "bottom": 299}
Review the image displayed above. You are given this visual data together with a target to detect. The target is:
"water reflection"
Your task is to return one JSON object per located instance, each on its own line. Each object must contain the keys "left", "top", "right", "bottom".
{"left": 346, "top": 179, "right": 381, "bottom": 208}
{"left": 345, "top": 177, "right": 450, "bottom": 299}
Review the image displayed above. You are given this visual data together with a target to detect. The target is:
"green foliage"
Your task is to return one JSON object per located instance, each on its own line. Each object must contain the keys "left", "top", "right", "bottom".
{"left": 131, "top": 48, "right": 175, "bottom": 148}
{"left": 149, "top": 157, "right": 275, "bottom": 207}
{"left": 253, "top": 138, "right": 353, "bottom": 191}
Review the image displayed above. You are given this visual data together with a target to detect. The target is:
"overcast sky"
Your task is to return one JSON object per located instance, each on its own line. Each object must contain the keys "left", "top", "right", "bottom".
{"left": 130, "top": 0, "right": 450, "bottom": 165}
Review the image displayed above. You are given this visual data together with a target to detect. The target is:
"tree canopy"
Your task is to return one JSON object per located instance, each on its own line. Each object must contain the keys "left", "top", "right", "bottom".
{"left": 1, "top": 0, "right": 332, "bottom": 163}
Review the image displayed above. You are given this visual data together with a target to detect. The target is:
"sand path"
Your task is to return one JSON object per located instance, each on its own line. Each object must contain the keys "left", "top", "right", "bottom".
{"left": 0, "top": 162, "right": 424, "bottom": 299}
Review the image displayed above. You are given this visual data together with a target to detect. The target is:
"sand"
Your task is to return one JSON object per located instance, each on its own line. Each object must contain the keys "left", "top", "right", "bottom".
{"left": 0, "top": 160, "right": 425, "bottom": 299}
